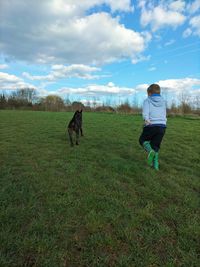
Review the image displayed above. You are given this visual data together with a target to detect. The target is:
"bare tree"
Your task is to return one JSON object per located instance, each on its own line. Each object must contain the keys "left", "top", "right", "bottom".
{"left": 15, "top": 88, "right": 36, "bottom": 103}
{"left": 0, "top": 93, "right": 7, "bottom": 109}
{"left": 179, "top": 92, "right": 192, "bottom": 114}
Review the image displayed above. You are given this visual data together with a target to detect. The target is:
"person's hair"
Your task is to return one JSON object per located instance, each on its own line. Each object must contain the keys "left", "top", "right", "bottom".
{"left": 147, "top": 84, "right": 160, "bottom": 94}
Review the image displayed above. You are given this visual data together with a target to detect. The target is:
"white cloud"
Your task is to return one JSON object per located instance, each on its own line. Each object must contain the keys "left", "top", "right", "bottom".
{"left": 0, "top": 1, "right": 147, "bottom": 65}
{"left": 1, "top": 71, "right": 200, "bottom": 103}
{"left": 57, "top": 82, "right": 136, "bottom": 96}
{"left": 183, "top": 15, "right": 200, "bottom": 37}
{"left": 108, "top": 82, "right": 115, "bottom": 87}
{"left": 137, "top": 0, "right": 146, "bottom": 9}
{"left": 139, "top": 1, "right": 186, "bottom": 31}
{"left": 50, "top": 0, "right": 133, "bottom": 15}
{"left": 23, "top": 64, "right": 101, "bottom": 81}
{"left": 157, "top": 77, "right": 200, "bottom": 95}
{"left": 183, "top": 28, "right": 192, "bottom": 37}
{"left": 148, "top": 66, "right": 156, "bottom": 71}
{"left": 0, "top": 72, "right": 22, "bottom": 83}
{"left": 134, "top": 83, "right": 149, "bottom": 92}
{"left": 0, "top": 64, "right": 8, "bottom": 69}
{"left": 132, "top": 78, "right": 200, "bottom": 96}
{"left": 169, "top": 0, "right": 185, "bottom": 12}
{"left": 164, "top": 39, "right": 175, "bottom": 46}
{"left": 104, "top": 0, "right": 133, "bottom": 12}
{"left": 190, "top": 15, "right": 200, "bottom": 36}
{"left": 134, "top": 77, "right": 200, "bottom": 107}
{"left": 131, "top": 54, "right": 151, "bottom": 64}
{"left": 0, "top": 72, "right": 35, "bottom": 90}
{"left": 187, "top": 0, "right": 200, "bottom": 14}
{"left": 79, "top": 99, "right": 103, "bottom": 107}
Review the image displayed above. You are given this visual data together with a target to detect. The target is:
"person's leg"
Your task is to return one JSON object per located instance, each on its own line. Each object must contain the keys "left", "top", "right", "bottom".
{"left": 150, "top": 127, "right": 166, "bottom": 170}
{"left": 139, "top": 127, "right": 153, "bottom": 148}
{"left": 150, "top": 127, "right": 166, "bottom": 152}
{"left": 139, "top": 127, "right": 156, "bottom": 166}
{"left": 153, "top": 152, "right": 159, "bottom": 170}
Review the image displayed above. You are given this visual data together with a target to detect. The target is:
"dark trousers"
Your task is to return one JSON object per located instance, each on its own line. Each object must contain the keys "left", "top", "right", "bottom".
{"left": 139, "top": 126, "right": 166, "bottom": 152}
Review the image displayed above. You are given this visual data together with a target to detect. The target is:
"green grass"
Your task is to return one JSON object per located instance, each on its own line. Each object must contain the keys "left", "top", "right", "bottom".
{"left": 0, "top": 110, "right": 199, "bottom": 267}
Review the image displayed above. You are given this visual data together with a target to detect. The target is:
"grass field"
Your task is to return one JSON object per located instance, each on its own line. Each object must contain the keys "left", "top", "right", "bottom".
{"left": 0, "top": 110, "right": 200, "bottom": 267}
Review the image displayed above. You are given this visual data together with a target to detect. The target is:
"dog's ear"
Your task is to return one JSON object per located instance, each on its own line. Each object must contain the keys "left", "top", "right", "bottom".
{"left": 80, "top": 109, "right": 82, "bottom": 113}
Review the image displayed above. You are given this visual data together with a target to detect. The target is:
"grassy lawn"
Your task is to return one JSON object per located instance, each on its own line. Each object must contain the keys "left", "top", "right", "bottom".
{"left": 0, "top": 110, "right": 199, "bottom": 267}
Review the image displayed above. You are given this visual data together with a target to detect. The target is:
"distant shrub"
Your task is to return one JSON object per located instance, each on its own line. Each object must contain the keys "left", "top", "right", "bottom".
{"left": 117, "top": 103, "right": 132, "bottom": 113}
{"left": 95, "top": 105, "right": 116, "bottom": 113}
{"left": 40, "top": 95, "right": 65, "bottom": 112}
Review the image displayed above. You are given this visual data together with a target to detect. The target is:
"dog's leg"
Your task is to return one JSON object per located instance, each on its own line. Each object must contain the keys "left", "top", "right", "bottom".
{"left": 68, "top": 128, "right": 74, "bottom": 146}
{"left": 75, "top": 129, "right": 79, "bottom": 145}
{"left": 80, "top": 127, "right": 83, "bottom": 137}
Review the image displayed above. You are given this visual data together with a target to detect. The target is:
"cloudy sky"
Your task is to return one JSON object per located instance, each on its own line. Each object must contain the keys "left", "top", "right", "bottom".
{"left": 0, "top": 0, "right": 200, "bottom": 106}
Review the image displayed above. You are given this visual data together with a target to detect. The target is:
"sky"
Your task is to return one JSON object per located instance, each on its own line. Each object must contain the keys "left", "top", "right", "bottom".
{"left": 0, "top": 0, "right": 200, "bottom": 106}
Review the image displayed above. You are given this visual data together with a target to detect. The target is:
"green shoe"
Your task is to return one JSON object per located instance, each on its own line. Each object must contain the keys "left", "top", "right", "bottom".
{"left": 143, "top": 141, "right": 152, "bottom": 153}
{"left": 143, "top": 141, "right": 155, "bottom": 166}
{"left": 153, "top": 152, "right": 159, "bottom": 170}
{"left": 147, "top": 149, "right": 156, "bottom": 166}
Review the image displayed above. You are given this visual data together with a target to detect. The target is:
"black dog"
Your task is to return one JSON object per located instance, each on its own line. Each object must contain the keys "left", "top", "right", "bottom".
{"left": 68, "top": 110, "right": 83, "bottom": 146}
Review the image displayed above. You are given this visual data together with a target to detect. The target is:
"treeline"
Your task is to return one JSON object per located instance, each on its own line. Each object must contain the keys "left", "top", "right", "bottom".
{"left": 0, "top": 88, "right": 141, "bottom": 113}
{"left": 0, "top": 88, "right": 200, "bottom": 115}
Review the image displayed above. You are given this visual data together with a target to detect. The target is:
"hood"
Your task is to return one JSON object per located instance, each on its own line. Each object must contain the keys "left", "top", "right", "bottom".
{"left": 148, "top": 95, "right": 165, "bottom": 107}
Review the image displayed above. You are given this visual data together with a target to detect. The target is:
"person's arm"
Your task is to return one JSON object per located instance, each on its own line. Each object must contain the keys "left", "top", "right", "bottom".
{"left": 164, "top": 100, "right": 167, "bottom": 122}
{"left": 142, "top": 99, "right": 151, "bottom": 125}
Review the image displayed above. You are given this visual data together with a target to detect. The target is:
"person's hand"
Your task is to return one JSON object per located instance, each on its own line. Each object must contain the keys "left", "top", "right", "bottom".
{"left": 145, "top": 120, "right": 151, "bottom": 125}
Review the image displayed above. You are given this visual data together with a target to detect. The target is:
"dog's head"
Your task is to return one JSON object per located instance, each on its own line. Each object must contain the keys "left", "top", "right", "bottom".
{"left": 75, "top": 109, "right": 82, "bottom": 114}
{"left": 74, "top": 110, "right": 82, "bottom": 121}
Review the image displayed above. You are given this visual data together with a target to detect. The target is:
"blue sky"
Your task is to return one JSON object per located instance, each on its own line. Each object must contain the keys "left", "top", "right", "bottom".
{"left": 0, "top": 0, "right": 200, "bottom": 106}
